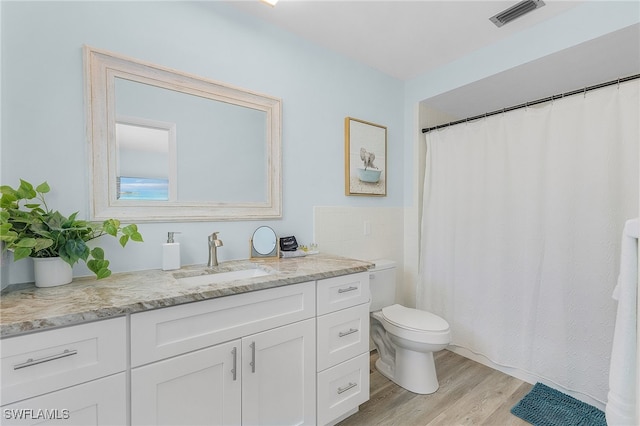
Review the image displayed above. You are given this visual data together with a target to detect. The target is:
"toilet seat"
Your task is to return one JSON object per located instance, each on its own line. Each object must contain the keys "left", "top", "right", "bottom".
{"left": 381, "top": 304, "right": 450, "bottom": 334}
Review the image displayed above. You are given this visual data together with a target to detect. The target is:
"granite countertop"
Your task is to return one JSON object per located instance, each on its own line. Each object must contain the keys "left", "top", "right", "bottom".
{"left": 0, "top": 254, "right": 373, "bottom": 338}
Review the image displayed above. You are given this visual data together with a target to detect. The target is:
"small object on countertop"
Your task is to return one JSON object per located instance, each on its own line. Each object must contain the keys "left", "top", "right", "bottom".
{"left": 163, "top": 232, "right": 181, "bottom": 271}
{"left": 279, "top": 236, "right": 298, "bottom": 251}
{"left": 280, "top": 249, "right": 319, "bottom": 258}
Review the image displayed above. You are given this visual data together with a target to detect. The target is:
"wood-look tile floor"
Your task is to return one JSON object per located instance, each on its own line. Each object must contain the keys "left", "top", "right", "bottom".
{"left": 337, "top": 350, "right": 533, "bottom": 426}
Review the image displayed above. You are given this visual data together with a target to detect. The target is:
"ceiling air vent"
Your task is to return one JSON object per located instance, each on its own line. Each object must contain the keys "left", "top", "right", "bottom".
{"left": 490, "top": 0, "right": 545, "bottom": 27}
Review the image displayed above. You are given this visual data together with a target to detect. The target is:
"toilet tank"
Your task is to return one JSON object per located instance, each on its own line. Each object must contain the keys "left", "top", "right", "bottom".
{"left": 369, "top": 259, "right": 397, "bottom": 312}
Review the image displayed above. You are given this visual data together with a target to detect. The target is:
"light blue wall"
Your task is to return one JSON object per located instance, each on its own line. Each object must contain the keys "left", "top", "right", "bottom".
{"left": 1, "top": 1, "right": 404, "bottom": 285}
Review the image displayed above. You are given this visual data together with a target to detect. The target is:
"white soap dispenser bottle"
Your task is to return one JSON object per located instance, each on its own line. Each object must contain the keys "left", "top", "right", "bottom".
{"left": 162, "top": 232, "right": 181, "bottom": 271}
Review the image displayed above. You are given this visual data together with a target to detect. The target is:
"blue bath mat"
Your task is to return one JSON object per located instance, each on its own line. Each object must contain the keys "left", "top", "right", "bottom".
{"left": 510, "top": 382, "right": 606, "bottom": 426}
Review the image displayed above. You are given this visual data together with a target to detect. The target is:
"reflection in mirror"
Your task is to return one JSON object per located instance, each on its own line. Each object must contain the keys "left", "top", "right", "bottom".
{"left": 250, "top": 226, "right": 278, "bottom": 258}
{"left": 116, "top": 116, "right": 176, "bottom": 201}
{"left": 115, "top": 78, "right": 267, "bottom": 203}
{"left": 84, "top": 46, "right": 282, "bottom": 221}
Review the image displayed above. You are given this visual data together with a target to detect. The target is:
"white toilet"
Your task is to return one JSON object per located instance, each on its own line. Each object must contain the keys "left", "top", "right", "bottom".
{"left": 369, "top": 259, "right": 451, "bottom": 394}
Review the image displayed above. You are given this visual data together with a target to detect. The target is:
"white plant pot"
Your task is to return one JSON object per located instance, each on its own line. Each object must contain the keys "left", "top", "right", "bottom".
{"left": 33, "top": 257, "right": 73, "bottom": 288}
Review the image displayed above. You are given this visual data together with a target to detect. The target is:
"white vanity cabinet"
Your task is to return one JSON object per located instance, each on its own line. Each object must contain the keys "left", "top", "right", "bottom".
{"left": 130, "top": 281, "right": 316, "bottom": 425}
{"left": 0, "top": 317, "right": 127, "bottom": 426}
{"left": 316, "top": 272, "right": 371, "bottom": 426}
{"left": 0, "top": 265, "right": 373, "bottom": 426}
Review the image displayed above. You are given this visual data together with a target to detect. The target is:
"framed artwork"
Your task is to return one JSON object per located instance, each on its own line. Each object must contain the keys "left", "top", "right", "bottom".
{"left": 344, "top": 117, "right": 387, "bottom": 196}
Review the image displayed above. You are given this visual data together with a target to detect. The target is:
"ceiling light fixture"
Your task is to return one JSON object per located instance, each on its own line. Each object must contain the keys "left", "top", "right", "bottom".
{"left": 490, "top": 0, "right": 545, "bottom": 27}
{"left": 260, "top": 0, "right": 278, "bottom": 6}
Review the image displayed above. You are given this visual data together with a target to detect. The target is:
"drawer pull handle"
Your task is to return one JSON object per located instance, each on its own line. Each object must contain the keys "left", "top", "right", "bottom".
{"left": 338, "top": 286, "right": 358, "bottom": 294}
{"left": 14, "top": 349, "right": 78, "bottom": 370}
{"left": 250, "top": 342, "right": 256, "bottom": 373}
{"left": 337, "top": 382, "right": 357, "bottom": 394}
{"left": 338, "top": 328, "right": 359, "bottom": 337}
{"left": 231, "top": 347, "right": 237, "bottom": 381}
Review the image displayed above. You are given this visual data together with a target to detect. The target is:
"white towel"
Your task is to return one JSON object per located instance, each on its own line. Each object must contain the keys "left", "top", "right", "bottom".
{"left": 606, "top": 218, "right": 638, "bottom": 426}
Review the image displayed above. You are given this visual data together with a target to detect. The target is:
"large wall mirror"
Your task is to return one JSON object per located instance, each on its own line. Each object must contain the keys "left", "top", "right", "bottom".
{"left": 84, "top": 46, "right": 282, "bottom": 221}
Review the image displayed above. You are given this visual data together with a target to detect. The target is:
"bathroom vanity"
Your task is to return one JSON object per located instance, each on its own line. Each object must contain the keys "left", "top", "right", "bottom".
{"left": 0, "top": 254, "right": 372, "bottom": 426}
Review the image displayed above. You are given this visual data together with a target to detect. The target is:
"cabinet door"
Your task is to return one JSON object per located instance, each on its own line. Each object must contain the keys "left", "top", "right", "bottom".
{"left": 1, "top": 373, "right": 125, "bottom": 426}
{"left": 131, "top": 340, "right": 241, "bottom": 426}
{"left": 242, "top": 319, "right": 316, "bottom": 425}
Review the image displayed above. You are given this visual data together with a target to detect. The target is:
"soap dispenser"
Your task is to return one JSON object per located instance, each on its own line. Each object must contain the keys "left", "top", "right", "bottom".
{"left": 162, "top": 232, "right": 181, "bottom": 271}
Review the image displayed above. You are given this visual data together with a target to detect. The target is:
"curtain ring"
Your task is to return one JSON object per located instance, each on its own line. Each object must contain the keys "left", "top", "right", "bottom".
{"left": 617, "top": 78, "right": 620, "bottom": 89}
{"left": 583, "top": 87, "right": 587, "bottom": 98}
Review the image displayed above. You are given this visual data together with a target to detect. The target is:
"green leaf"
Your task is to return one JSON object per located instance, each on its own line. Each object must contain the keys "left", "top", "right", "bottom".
{"left": 0, "top": 185, "right": 16, "bottom": 195}
{"left": 0, "top": 193, "right": 17, "bottom": 209}
{"left": 14, "top": 238, "right": 37, "bottom": 248}
{"left": 33, "top": 238, "right": 54, "bottom": 252}
{"left": 90, "top": 247, "right": 105, "bottom": 260}
{"left": 13, "top": 247, "right": 32, "bottom": 261}
{"left": 103, "top": 219, "right": 119, "bottom": 236}
{"left": 17, "top": 180, "right": 36, "bottom": 200}
{"left": 45, "top": 211, "right": 67, "bottom": 230}
{"left": 122, "top": 224, "right": 143, "bottom": 243}
{"left": 87, "top": 258, "right": 111, "bottom": 279}
{"left": 119, "top": 235, "right": 129, "bottom": 247}
{"left": 63, "top": 239, "right": 89, "bottom": 263}
{"left": 95, "top": 269, "right": 111, "bottom": 279}
{"left": 35, "top": 182, "right": 50, "bottom": 194}
{"left": 122, "top": 224, "right": 137, "bottom": 236}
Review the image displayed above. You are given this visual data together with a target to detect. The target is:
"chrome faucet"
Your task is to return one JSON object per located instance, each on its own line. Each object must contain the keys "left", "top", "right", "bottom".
{"left": 208, "top": 232, "right": 223, "bottom": 267}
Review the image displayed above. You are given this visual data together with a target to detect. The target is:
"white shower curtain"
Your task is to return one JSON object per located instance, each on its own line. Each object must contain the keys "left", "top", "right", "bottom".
{"left": 418, "top": 79, "right": 639, "bottom": 406}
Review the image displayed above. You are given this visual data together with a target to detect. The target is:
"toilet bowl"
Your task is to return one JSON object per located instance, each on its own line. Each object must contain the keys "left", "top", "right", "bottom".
{"left": 369, "top": 260, "right": 451, "bottom": 394}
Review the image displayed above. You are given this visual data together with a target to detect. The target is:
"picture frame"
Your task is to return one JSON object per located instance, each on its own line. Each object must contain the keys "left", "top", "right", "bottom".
{"left": 344, "top": 117, "right": 387, "bottom": 196}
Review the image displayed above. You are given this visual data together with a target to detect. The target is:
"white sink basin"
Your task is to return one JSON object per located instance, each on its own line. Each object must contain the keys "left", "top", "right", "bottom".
{"left": 176, "top": 268, "right": 271, "bottom": 287}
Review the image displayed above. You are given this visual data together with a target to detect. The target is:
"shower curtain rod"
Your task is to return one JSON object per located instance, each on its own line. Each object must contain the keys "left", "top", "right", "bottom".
{"left": 421, "top": 73, "right": 640, "bottom": 134}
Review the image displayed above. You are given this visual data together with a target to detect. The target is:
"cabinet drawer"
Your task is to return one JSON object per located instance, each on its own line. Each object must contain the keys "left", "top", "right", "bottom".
{"left": 317, "top": 272, "right": 369, "bottom": 315}
{"left": 1, "top": 372, "right": 126, "bottom": 426}
{"left": 317, "top": 352, "right": 370, "bottom": 426}
{"left": 317, "top": 303, "right": 370, "bottom": 371}
{"left": 131, "top": 281, "right": 315, "bottom": 366}
{"left": 0, "top": 317, "right": 126, "bottom": 406}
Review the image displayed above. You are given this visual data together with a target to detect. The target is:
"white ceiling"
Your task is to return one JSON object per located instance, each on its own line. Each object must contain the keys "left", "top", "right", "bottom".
{"left": 226, "top": 1, "right": 640, "bottom": 120}
{"left": 228, "top": 0, "right": 584, "bottom": 80}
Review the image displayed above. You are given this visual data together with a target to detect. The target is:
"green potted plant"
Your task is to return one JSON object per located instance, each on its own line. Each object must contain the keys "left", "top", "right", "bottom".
{"left": 0, "top": 179, "right": 143, "bottom": 287}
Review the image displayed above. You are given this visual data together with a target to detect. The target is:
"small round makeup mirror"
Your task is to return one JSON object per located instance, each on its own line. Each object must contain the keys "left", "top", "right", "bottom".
{"left": 250, "top": 226, "right": 278, "bottom": 258}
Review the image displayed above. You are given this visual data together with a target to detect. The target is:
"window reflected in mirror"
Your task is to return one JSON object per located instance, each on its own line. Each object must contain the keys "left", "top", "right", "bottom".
{"left": 115, "top": 118, "right": 175, "bottom": 201}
